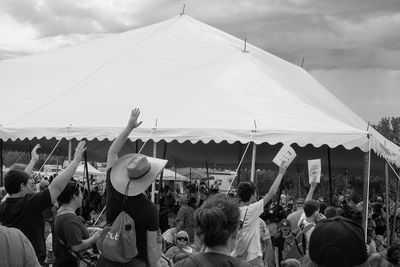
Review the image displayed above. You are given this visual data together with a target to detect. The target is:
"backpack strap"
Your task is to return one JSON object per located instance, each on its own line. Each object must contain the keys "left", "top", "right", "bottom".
{"left": 122, "top": 180, "right": 132, "bottom": 211}
{"left": 239, "top": 207, "right": 250, "bottom": 231}
{"left": 52, "top": 212, "right": 95, "bottom": 266}
{"left": 300, "top": 223, "right": 315, "bottom": 255}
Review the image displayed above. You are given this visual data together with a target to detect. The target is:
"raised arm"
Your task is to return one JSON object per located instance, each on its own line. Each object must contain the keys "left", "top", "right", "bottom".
{"left": 107, "top": 108, "right": 142, "bottom": 169}
{"left": 24, "top": 144, "right": 41, "bottom": 175}
{"left": 305, "top": 181, "right": 317, "bottom": 201}
{"left": 263, "top": 163, "right": 287, "bottom": 206}
{"left": 48, "top": 141, "right": 86, "bottom": 203}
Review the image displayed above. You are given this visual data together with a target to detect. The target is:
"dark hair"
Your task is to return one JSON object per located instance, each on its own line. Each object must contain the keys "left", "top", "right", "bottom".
{"left": 194, "top": 194, "right": 240, "bottom": 247}
{"left": 304, "top": 200, "right": 320, "bottom": 217}
{"left": 57, "top": 181, "right": 81, "bottom": 204}
{"left": 4, "top": 170, "right": 30, "bottom": 194}
{"left": 388, "top": 243, "right": 400, "bottom": 265}
{"left": 324, "top": 206, "right": 337, "bottom": 218}
{"left": 319, "top": 202, "right": 327, "bottom": 214}
{"left": 237, "top": 181, "right": 256, "bottom": 202}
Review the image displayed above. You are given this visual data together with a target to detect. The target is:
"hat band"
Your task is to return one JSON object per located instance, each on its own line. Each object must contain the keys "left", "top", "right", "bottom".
{"left": 129, "top": 165, "right": 151, "bottom": 180}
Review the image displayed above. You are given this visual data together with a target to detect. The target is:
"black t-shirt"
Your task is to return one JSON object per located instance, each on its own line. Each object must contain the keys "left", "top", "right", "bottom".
{"left": 106, "top": 168, "right": 159, "bottom": 262}
{"left": 0, "top": 189, "right": 52, "bottom": 264}
{"left": 175, "top": 252, "right": 251, "bottom": 267}
{"left": 53, "top": 212, "right": 90, "bottom": 267}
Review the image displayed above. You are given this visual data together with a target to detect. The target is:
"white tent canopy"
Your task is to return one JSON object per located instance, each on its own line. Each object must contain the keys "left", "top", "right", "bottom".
{"left": 159, "top": 169, "right": 188, "bottom": 182}
{"left": 0, "top": 15, "right": 399, "bottom": 167}
{"left": 74, "top": 162, "right": 104, "bottom": 176}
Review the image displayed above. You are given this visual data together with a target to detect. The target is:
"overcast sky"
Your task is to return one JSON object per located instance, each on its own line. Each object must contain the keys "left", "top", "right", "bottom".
{"left": 1, "top": 0, "right": 399, "bottom": 124}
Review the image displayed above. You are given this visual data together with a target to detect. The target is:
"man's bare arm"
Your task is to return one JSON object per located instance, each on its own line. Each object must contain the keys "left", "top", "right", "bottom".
{"left": 48, "top": 141, "right": 86, "bottom": 203}
{"left": 263, "top": 163, "right": 287, "bottom": 206}
{"left": 24, "top": 144, "right": 40, "bottom": 175}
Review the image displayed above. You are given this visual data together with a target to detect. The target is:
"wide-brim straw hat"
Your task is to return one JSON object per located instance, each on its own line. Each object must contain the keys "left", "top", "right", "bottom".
{"left": 110, "top": 153, "right": 167, "bottom": 196}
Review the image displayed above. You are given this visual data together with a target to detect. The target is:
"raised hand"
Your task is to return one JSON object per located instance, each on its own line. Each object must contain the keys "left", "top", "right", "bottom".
{"left": 31, "top": 144, "right": 41, "bottom": 161}
{"left": 279, "top": 161, "right": 287, "bottom": 175}
{"left": 73, "top": 141, "right": 86, "bottom": 161}
{"left": 127, "top": 108, "right": 143, "bottom": 130}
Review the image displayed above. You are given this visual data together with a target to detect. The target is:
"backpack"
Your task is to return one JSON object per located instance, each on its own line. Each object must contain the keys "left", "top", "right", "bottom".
{"left": 234, "top": 207, "right": 250, "bottom": 260}
{"left": 97, "top": 211, "right": 138, "bottom": 263}
{"left": 282, "top": 222, "right": 315, "bottom": 260}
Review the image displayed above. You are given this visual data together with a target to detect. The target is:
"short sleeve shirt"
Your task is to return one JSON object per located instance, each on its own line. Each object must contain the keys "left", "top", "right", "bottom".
{"left": 233, "top": 199, "right": 264, "bottom": 262}
{"left": 0, "top": 189, "right": 52, "bottom": 263}
{"left": 105, "top": 168, "right": 159, "bottom": 262}
{"left": 0, "top": 225, "right": 40, "bottom": 267}
{"left": 53, "top": 212, "right": 89, "bottom": 266}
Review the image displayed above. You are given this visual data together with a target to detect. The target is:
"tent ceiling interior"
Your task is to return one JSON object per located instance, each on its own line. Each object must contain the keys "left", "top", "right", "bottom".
{"left": 2, "top": 137, "right": 391, "bottom": 178}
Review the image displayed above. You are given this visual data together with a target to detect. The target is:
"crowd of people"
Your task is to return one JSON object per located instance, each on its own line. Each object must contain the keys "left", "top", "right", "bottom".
{"left": 0, "top": 108, "right": 400, "bottom": 267}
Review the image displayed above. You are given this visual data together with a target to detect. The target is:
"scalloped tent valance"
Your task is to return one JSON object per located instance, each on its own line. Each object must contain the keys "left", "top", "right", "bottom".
{"left": 0, "top": 15, "right": 399, "bottom": 167}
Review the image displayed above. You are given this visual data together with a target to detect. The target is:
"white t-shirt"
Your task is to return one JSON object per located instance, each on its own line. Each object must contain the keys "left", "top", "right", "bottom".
{"left": 302, "top": 220, "right": 315, "bottom": 256}
{"left": 234, "top": 199, "right": 264, "bottom": 261}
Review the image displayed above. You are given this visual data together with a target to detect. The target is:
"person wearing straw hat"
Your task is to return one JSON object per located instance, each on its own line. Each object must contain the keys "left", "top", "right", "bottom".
{"left": 0, "top": 141, "right": 86, "bottom": 266}
{"left": 97, "top": 108, "right": 167, "bottom": 267}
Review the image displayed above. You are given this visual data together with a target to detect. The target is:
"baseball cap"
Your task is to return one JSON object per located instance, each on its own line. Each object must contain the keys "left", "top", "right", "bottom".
{"left": 309, "top": 216, "right": 368, "bottom": 267}
{"left": 295, "top": 198, "right": 305, "bottom": 205}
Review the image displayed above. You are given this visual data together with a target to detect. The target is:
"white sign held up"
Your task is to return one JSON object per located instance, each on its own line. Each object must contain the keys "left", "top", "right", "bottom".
{"left": 272, "top": 144, "right": 296, "bottom": 169}
{"left": 308, "top": 159, "right": 321, "bottom": 183}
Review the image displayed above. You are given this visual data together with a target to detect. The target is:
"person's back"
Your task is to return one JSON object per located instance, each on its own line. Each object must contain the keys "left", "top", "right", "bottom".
{"left": 0, "top": 170, "right": 52, "bottom": 264}
{"left": 309, "top": 216, "right": 368, "bottom": 267}
{"left": 105, "top": 169, "right": 159, "bottom": 263}
{"left": 0, "top": 224, "right": 40, "bottom": 267}
{"left": 232, "top": 163, "right": 287, "bottom": 266}
{"left": 0, "top": 142, "right": 86, "bottom": 265}
{"left": 97, "top": 109, "right": 167, "bottom": 267}
{"left": 286, "top": 198, "right": 304, "bottom": 230}
{"left": 175, "top": 194, "right": 251, "bottom": 267}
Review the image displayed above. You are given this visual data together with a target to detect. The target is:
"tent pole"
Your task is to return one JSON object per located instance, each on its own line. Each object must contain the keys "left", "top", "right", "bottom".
{"left": 297, "top": 164, "right": 301, "bottom": 198}
{"left": 28, "top": 144, "right": 32, "bottom": 160}
{"left": 151, "top": 141, "right": 157, "bottom": 203}
{"left": 327, "top": 147, "right": 333, "bottom": 206}
{"left": 84, "top": 151, "right": 91, "bottom": 206}
{"left": 174, "top": 159, "right": 177, "bottom": 195}
{"left": 250, "top": 143, "right": 257, "bottom": 182}
{"left": 391, "top": 170, "right": 400, "bottom": 246}
{"left": 344, "top": 168, "right": 348, "bottom": 196}
{"left": 0, "top": 139, "right": 3, "bottom": 187}
{"left": 205, "top": 161, "right": 210, "bottom": 189}
{"left": 189, "top": 167, "right": 192, "bottom": 183}
{"left": 237, "top": 143, "right": 242, "bottom": 186}
{"left": 68, "top": 140, "right": 72, "bottom": 164}
{"left": 362, "top": 138, "right": 372, "bottom": 240}
{"left": 385, "top": 162, "right": 390, "bottom": 243}
{"left": 157, "top": 141, "right": 167, "bottom": 204}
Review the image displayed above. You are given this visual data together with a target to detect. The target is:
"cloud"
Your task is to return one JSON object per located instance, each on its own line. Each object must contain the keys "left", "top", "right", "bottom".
{"left": 1, "top": 0, "right": 399, "bottom": 70}
{"left": 311, "top": 68, "right": 400, "bottom": 123}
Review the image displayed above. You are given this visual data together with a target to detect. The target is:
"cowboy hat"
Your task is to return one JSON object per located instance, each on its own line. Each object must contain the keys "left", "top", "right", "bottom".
{"left": 110, "top": 153, "right": 167, "bottom": 196}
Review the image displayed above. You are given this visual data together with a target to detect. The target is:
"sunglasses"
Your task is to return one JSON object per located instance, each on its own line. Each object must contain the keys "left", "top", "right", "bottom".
{"left": 177, "top": 237, "right": 188, "bottom": 242}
